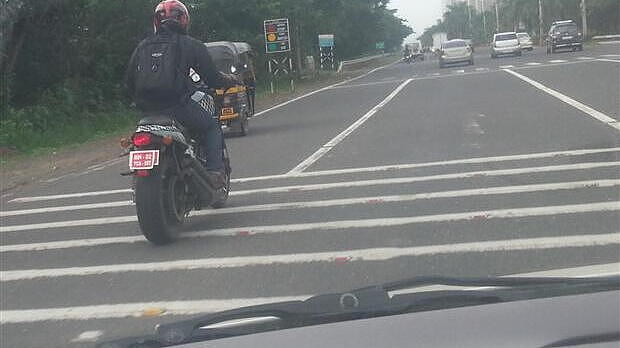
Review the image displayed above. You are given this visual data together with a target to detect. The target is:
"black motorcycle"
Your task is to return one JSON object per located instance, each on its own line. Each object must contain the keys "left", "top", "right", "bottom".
{"left": 124, "top": 96, "right": 231, "bottom": 245}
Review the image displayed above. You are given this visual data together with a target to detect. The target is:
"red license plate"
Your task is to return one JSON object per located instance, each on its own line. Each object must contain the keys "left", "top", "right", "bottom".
{"left": 129, "top": 150, "right": 160, "bottom": 170}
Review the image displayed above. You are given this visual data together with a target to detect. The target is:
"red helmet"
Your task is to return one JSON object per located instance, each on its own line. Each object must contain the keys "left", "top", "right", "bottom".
{"left": 153, "top": 0, "right": 190, "bottom": 33}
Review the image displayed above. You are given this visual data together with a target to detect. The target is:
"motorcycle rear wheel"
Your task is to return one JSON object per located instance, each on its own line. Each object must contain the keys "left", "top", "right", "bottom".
{"left": 135, "top": 167, "right": 185, "bottom": 245}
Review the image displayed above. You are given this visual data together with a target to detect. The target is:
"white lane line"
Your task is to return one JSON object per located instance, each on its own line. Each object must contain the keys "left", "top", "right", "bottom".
{"left": 577, "top": 57, "right": 595, "bottom": 60}
{"left": 7, "top": 180, "right": 615, "bottom": 219}
{"left": 330, "top": 79, "right": 404, "bottom": 90}
{"left": 503, "top": 69, "right": 620, "bottom": 131}
{"left": 0, "top": 296, "right": 309, "bottom": 324}
{"left": 2, "top": 201, "right": 619, "bottom": 253}
{"left": 253, "top": 61, "right": 397, "bottom": 118}
{"left": 600, "top": 54, "right": 620, "bottom": 58}
{"left": 4, "top": 262, "right": 618, "bottom": 324}
{"left": 231, "top": 147, "right": 620, "bottom": 183}
{"left": 499, "top": 65, "right": 514, "bottom": 69}
{"left": 233, "top": 161, "right": 620, "bottom": 197}
{"left": 8, "top": 189, "right": 131, "bottom": 204}
{"left": 548, "top": 59, "right": 568, "bottom": 63}
{"left": 2, "top": 162, "right": 619, "bottom": 233}
{"left": 475, "top": 68, "right": 489, "bottom": 71}
{"left": 598, "top": 41, "right": 620, "bottom": 45}
{"left": 0, "top": 201, "right": 132, "bottom": 217}
{"left": 525, "top": 62, "right": 542, "bottom": 66}
{"left": 70, "top": 331, "right": 104, "bottom": 343}
{"left": 2, "top": 231, "right": 618, "bottom": 282}
{"left": 453, "top": 69, "right": 465, "bottom": 73}
{"left": 597, "top": 58, "right": 620, "bottom": 63}
{"left": 287, "top": 78, "right": 414, "bottom": 174}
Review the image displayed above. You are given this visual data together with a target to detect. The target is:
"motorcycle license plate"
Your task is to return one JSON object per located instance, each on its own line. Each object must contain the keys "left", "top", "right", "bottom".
{"left": 129, "top": 150, "right": 160, "bottom": 170}
{"left": 221, "top": 107, "right": 234, "bottom": 116}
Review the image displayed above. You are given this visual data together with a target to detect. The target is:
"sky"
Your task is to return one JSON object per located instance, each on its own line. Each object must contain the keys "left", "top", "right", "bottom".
{"left": 388, "top": 0, "right": 445, "bottom": 41}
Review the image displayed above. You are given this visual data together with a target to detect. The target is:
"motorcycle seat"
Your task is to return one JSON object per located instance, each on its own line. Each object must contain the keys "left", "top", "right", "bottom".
{"left": 137, "top": 115, "right": 177, "bottom": 127}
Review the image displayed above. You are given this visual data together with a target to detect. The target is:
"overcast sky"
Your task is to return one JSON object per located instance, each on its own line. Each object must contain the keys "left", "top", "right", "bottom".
{"left": 388, "top": 0, "right": 444, "bottom": 41}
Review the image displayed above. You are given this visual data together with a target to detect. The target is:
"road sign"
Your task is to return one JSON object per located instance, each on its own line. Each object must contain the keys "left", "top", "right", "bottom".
{"left": 318, "top": 34, "right": 335, "bottom": 48}
{"left": 264, "top": 18, "right": 291, "bottom": 53}
{"left": 375, "top": 42, "right": 385, "bottom": 50}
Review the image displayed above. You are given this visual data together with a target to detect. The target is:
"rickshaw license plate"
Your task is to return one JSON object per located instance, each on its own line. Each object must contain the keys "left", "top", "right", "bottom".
{"left": 222, "top": 107, "right": 234, "bottom": 115}
{"left": 129, "top": 150, "right": 160, "bottom": 170}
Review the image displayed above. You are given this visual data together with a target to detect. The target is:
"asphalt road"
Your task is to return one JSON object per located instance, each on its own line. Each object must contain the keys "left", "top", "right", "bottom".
{"left": 1, "top": 42, "right": 619, "bottom": 347}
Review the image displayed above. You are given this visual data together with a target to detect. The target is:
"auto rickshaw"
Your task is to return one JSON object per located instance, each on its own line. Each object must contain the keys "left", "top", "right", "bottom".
{"left": 205, "top": 41, "right": 256, "bottom": 136}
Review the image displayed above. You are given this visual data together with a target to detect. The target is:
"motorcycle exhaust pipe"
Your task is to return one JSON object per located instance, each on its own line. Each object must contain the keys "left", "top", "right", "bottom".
{"left": 188, "top": 159, "right": 217, "bottom": 204}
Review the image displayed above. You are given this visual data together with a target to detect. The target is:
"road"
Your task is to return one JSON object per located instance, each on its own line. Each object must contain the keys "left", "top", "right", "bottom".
{"left": 1, "top": 42, "right": 619, "bottom": 347}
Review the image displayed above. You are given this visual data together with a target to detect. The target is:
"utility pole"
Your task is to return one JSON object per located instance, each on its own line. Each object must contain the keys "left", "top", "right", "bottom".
{"left": 538, "top": 0, "right": 544, "bottom": 46}
{"left": 495, "top": 0, "right": 500, "bottom": 32}
{"left": 581, "top": 0, "right": 588, "bottom": 39}
{"left": 482, "top": 0, "right": 487, "bottom": 39}
{"left": 467, "top": 0, "right": 473, "bottom": 36}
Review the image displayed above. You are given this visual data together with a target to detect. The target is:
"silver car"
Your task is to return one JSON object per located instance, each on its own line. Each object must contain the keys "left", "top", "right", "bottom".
{"left": 491, "top": 32, "right": 522, "bottom": 58}
{"left": 517, "top": 32, "right": 534, "bottom": 51}
{"left": 438, "top": 39, "right": 474, "bottom": 68}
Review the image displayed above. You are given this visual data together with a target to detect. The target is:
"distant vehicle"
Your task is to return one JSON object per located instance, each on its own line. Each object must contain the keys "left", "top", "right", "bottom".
{"left": 463, "top": 38, "right": 475, "bottom": 52}
{"left": 438, "top": 39, "right": 474, "bottom": 68}
{"left": 546, "top": 20, "right": 583, "bottom": 54}
{"left": 403, "top": 41, "right": 424, "bottom": 63}
{"left": 491, "top": 32, "right": 522, "bottom": 58}
{"left": 517, "top": 32, "right": 533, "bottom": 51}
{"left": 432, "top": 32, "right": 448, "bottom": 52}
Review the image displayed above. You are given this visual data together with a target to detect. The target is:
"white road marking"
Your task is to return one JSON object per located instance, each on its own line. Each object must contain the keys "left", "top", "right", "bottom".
{"left": 233, "top": 162, "right": 620, "bottom": 197}
{"left": 3, "top": 162, "right": 619, "bottom": 234}
{"left": 0, "top": 201, "right": 132, "bottom": 217}
{"left": 503, "top": 69, "right": 620, "bottom": 131}
{"left": 431, "top": 73, "right": 441, "bottom": 76}
{"left": 525, "top": 62, "right": 542, "bottom": 66}
{"left": 548, "top": 59, "right": 567, "bottom": 63}
{"left": 453, "top": 69, "right": 465, "bottom": 73}
{"left": 2, "top": 201, "right": 619, "bottom": 253}
{"left": 597, "top": 58, "right": 620, "bottom": 63}
{"left": 475, "top": 68, "right": 489, "bottom": 71}
{"left": 8, "top": 189, "right": 131, "bottom": 204}
{"left": 598, "top": 41, "right": 620, "bottom": 45}
{"left": 231, "top": 147, "right": 620, "bottom": 183}
{"left": 330, "top": 79, "right": 404, "bottom": 90}
{"left": 499, "top": 65, "right": 514, "bottom": 69}
{"left": 600, "top": 54, "right": 620, "bottom": 57}
{"left": 0, "top": 296, "right": 309, "bottom": 324}
{"left": 577, "top": 57, "right": 595, "bottom": 60}
{"left": 2, "top": 231, "right": 618, "bottom": 282}
{"left": 253, "top": 61, "right": 397, "bottom": 118}
{"left": 4, "top": 262, "right": 618, "bottom": 323}
{"left": 70, "top": 331, "right": 104, "bottom": 343}
{"left": 287, "top": 78, "right": 414, "bottom": 174}
{"left": 6, "top": 180, "right": 615, "bottom": 219}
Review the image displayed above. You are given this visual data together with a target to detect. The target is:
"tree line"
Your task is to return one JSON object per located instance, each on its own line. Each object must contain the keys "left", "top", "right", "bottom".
{"left": 420, "top": 0, "right": 619, "bottom": 47}
{"left": 0, "top": 0, "right": 411, "bottom": 152}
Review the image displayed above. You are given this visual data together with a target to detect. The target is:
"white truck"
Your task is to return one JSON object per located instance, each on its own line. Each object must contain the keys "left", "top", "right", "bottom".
{"left": 432, "top": 32, "right": 448, "bottom": 52}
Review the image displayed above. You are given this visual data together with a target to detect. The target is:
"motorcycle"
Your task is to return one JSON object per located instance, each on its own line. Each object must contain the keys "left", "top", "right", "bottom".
{"left": 123, "top": 92, "right": 231, "bottom": 245}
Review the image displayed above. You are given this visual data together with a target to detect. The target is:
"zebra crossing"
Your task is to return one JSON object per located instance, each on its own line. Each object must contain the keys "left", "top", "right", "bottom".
{"left": 1, "top": 146, "right": 619, "bottom": 347}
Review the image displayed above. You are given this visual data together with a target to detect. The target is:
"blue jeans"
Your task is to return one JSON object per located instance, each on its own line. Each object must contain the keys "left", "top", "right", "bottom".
{"left": 173, "top": 99, "right": 225, "bottom": 172}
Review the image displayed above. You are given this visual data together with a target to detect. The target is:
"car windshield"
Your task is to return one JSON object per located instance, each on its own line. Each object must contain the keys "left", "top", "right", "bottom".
{"left": 443, "top": 40, "right": 467, "bottom": 48}
{"left": 2, "top": 1, "right": 619, "bottom": 347}
{"left": 496, "top": 33, "right": 518, "bottom": 41}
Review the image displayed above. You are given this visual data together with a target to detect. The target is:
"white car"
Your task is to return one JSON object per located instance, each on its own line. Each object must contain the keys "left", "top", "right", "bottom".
{"left": 438, "top": 39, "right": 474, "bottom": 68}
{"left": 491, "top": 32, "right": 522, "bottom": 58}
{"left": 517, "top": 32, "right": 534, "bottom": 51}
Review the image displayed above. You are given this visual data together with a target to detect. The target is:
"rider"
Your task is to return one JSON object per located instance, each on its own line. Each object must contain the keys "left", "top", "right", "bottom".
{"left": 126, "top": 0, "right": 237, "bottom": 188}
{"left": 403, "top": 45, "right": 411, "bottom": 60}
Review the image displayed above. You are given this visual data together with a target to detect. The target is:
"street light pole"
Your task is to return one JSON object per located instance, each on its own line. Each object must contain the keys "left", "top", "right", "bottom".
{"left": 482, "top": 0, "right": 487, "bottom": 39}
{"left": 538, "top": 0, "right": 544, "bottom": 46}
{"left": 581, "top": 0, "right": 588, "bottom": 39}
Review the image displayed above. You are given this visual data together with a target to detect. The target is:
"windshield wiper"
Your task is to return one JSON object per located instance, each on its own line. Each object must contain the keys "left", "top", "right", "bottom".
{"left": 97, "top": 275, "right": 619, "bottom": 348}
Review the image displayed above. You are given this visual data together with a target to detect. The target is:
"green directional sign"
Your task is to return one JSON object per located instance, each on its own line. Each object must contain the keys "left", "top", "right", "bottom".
{"left": 375, "top": 42, "right": 385, "bottom": 50}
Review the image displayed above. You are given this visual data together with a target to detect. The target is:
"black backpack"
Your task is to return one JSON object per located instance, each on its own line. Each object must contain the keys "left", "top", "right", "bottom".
{"left": 133, "top": 34, "right": 187, "bottom": 103}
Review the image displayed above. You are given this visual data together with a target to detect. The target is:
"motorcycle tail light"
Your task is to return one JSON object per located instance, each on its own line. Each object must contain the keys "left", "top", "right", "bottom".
{"left": 135, "top": 170, "right": 150, "bottom": 177}
{"left": 133, "top": 133, "right": 152, "bottom": 146}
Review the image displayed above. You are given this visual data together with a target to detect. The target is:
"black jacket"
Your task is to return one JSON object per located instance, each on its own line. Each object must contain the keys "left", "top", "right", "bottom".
{"left": 126, "top": 26, "right": 234, "bottom": 112}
